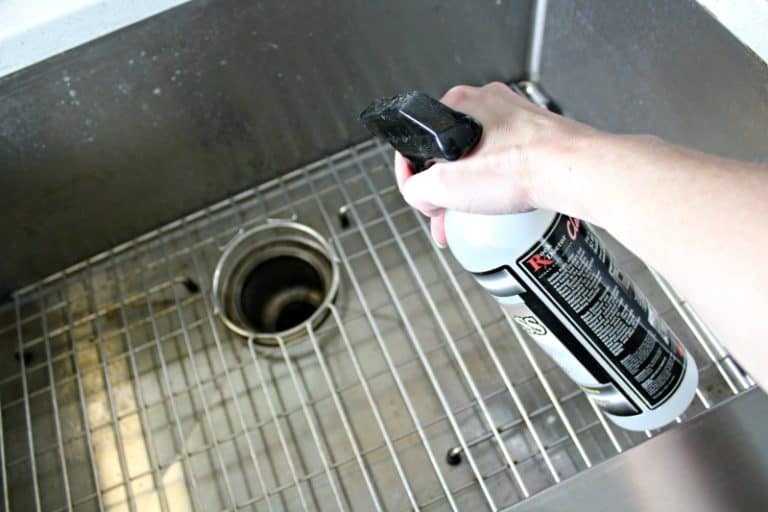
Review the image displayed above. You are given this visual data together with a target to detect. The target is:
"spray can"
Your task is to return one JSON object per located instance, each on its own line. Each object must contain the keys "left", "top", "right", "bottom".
{"left": 360, "top": 90, "right": 698, "bottom": 430}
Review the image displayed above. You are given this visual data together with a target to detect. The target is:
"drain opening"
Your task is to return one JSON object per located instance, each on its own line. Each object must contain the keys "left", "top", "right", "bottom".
{"left": 213, "top": 221, "right": 339, "bottom": 350}
{"left": 239, "top": 255, "right": 325, "bottom": 332}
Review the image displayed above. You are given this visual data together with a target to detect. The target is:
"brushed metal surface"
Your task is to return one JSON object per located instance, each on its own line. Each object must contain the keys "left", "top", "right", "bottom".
{"left": 0, "top": 0, "right": 532, "bottom": 299}
{"left": 510, "top": 387, "right": 768, "bottom": 512}
{"left": 539, "top": 0, "right": 768, "bottom": 161}
{"left": 2, "top": 1, "right": 766, "bottom": 508}
{"left": 0, "top": 139, "right": 752, "bottom": 511}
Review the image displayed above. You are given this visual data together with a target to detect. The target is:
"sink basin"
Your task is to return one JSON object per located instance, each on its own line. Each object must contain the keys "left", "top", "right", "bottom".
{"left": 0, "top": 139, "right": 752, "bottom": 511}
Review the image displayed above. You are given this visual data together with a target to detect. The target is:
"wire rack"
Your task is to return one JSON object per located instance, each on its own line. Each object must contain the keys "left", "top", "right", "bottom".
{"left": 0, "top": 139, "right": 754, "bottom": 511}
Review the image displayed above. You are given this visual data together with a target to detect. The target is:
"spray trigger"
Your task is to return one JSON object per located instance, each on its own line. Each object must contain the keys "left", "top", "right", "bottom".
{"left": 359, "top": 91, "right": 483, "bottom": 173}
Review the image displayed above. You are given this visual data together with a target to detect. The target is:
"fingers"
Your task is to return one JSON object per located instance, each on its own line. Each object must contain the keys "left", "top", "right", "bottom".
{"left": 402, "top": 149, "right": 531, "bottom": 215}
{"left": 430, "top": 213, "right": 448, "bottom": 248}
{"left": 395, "top": 151, "right": 444, "bottom": 216}
{"left": 394, "top": 150, "right": 447, "bottom": 246}
{"left": 396, "top": 82, "right": 517, "bottom": 194}
{"left": 440, "top": 85, "right": 494, "bottom": 130}
{"left": 393, "top": 82, "right": 535, "bottom": 225}
{"left": 394, "top": 151, "right": 412, "bottom": 191}
{"left": 440, "top": 82, "right": 531, "bottom": 119}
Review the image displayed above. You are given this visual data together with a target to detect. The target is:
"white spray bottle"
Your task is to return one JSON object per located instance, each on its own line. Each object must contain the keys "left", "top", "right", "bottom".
{"left": 360, "top": 89, "right": 697, "bottom": 430}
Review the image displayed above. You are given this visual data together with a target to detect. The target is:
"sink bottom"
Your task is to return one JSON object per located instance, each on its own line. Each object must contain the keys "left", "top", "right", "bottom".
{"left": 0, "top": 139, "right": 751, "bottom": 511}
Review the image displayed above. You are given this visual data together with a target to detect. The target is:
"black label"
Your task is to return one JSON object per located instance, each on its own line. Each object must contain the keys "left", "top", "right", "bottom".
{"left": 515, "top": 215, "right": 686, "bottom": 408}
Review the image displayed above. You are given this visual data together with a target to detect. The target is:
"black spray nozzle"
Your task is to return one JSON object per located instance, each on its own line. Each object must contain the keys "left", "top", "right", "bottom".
{"left": 359, "top": 91, "right": 482, "bottom": 173}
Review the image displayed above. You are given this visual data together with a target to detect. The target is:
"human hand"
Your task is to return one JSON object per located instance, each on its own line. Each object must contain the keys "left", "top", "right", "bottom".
{"left": 397, "top": 83, "right": 768, "bottom": 390}
{"left": 394, "top": 81, "right": 598, "bottom": 246}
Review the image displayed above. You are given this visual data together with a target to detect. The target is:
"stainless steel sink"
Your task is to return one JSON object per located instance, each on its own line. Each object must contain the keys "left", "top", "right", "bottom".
{"left": 0, "top": 139, "right": 754, "bottom": 511}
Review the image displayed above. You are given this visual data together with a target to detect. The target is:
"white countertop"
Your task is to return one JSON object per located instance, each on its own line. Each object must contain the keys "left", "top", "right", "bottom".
{"left": 698, "top": 0, "right": 768, "bottom": 64}
{"left": 0, "top": 0, "right": 191, "bottom": 77}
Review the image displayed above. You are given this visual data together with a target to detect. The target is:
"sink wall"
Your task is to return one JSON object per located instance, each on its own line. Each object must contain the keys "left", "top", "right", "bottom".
{"left": 2, "top": 0, "right": 767, "bottom": 303}
{"left": 0, "top": 0, "right": 533, "bottom": 299}
{"left": 539, "top": 0, "right": 768, "bottom": 161}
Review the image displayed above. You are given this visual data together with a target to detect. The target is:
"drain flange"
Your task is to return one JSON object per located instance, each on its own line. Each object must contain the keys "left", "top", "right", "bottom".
{"left": 212, "top": 221, "right": 339, "bottom": 349}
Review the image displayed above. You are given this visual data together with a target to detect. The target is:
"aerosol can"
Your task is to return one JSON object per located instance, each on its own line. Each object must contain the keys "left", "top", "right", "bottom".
{"left": 360, "top": 89, "right": 697, "bottom": 431}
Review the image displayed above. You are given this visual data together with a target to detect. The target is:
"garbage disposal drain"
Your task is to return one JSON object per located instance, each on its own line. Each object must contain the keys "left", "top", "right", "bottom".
{"left": 240, "top": 255, "right": 324, "bottom": 332}
{"left": 213, "top": 221, "right": 339, "bottom": 349}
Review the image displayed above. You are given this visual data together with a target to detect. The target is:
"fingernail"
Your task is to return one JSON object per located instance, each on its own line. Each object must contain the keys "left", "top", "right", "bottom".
{"left": 436, "top": 240, "right": 448, "bottom": 249}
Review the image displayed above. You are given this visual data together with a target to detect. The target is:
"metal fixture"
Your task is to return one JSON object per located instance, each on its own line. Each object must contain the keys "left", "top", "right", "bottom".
{"left": 516, "top": 80, "right": 562, "bottom": 114}
{"left": 0, "top": 139, "right": 754, "bottom": 511}
{"left": 212, "top": 221, "right": 339, "bottom": 350}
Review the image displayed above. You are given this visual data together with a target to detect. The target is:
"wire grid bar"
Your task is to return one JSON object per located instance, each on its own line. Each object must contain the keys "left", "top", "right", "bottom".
{"left": 0, "top": 139, "right": 752, "bottom": 511}
{"left": 281, "top": 158, "right": 480, "bottom": 510}
{"left": 350, "top": 147, "right": 556, "bottom": 491}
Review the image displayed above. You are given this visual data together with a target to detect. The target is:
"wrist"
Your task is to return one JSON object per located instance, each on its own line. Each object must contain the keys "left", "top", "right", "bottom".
{"left": 525, "top": 131, "right": 612, "bottom": 224}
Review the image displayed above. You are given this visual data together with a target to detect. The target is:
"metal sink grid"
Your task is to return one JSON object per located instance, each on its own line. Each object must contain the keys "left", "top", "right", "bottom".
{"left": 0, "top": 139, "right": 753, "bottom": 511}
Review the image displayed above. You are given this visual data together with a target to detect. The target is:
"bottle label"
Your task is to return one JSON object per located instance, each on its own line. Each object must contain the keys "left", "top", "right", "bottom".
{"left": 514, "top": 214, "right": 687, "bottom": 409}
{"left": 507, "top": 302, "right": 640, "bottom": 416}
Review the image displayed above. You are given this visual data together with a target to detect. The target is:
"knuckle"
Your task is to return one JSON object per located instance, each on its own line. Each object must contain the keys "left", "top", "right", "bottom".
{"left": 442, "top": 84, "right": 473, "bottom": 104}
{"left": 636, "top": 134, "right": 662, "bottom": 145}
{"left": 485, "top": 81, "right": 509, "bottom": 92}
